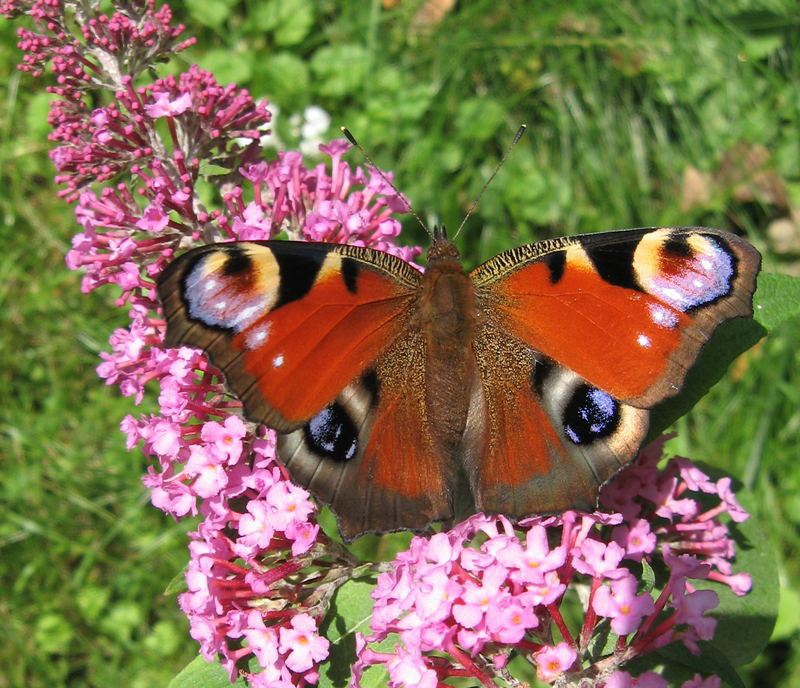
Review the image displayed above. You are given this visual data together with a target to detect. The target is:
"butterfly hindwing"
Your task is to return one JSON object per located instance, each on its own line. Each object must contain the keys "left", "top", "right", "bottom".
{"left": 466, "top": 338, "right": 649, "bottom": 515}
{"left": 279, "top": 333, "right": 457, "bottom": 541}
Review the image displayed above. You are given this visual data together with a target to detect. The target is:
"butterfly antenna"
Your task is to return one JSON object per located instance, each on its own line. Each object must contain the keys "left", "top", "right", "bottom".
{"left": 340, "top": 127, "right": 432, "bottom": 239}
{"left": 452, "top": 124, "right": 527, "bottom": 240}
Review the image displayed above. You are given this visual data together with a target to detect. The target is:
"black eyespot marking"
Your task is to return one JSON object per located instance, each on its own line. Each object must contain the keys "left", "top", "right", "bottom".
{"left": 663, "top": 233, "right": 693, "bottom": 258}
{"left": 531, "top": 357, "right": 555, "bottom": 397}
{"left": 583, "top": 236, "right": 639, "bottom": 291}
{"left": 272, "top": 247, "right": 326, "bottom": 309}
{"left": 304, "top": 403, "right": 358, "bottom": 462}
{"left": 222, "top": 246, "right": 253, "bottom": 275}
{"left": 543, "top": 251, "right": 566, "bottom": 284}
{"left": 341, "top": 257, "right": 360, "bottom": 294}
{"left": 361, "top": 368, "right": 381, "bottom": 409}
{"left": 563, "top": 385, "right": 620, "bottom": 445}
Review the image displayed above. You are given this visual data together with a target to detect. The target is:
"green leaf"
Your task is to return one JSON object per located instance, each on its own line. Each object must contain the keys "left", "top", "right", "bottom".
{"left": 694, "top": 492, "right": 779, "bottom": 666}
{"left": 163, "top": 563, "right": 189, "bottom": 596}
{"left": 246, "top": 0, "right": 315, "bottom": 46}
{"left": 640, "top": 558, "right": 656, "bottom": 592}
{"left": 656, "top": 641, "right": 745, "bottom": 688}
{"left": 310, "top": 44, "right": 370, "bottom": 97}
{"left": 99, "top": 601, "right": 144, "bottom": 643}
{"left": 357, "top": 662, "right": 392, "bottom": 688}
{"left": 772, "top": 584, "right": 800, "bottom": 641}
{"left": 650, "top": 317, "right": 765, "bottom": 435}
{"left": 587, "top": 617, "right": 616, "bottom": 657}
{"left": 34, "top": 613, "right": 73, "bottom": 653}
{"left": 742, "top": 35, "right": 784, "bottom": 60}
{"left": 184, "top": 0, "right": 234, "bottom": 29}
{"left": 319, "top": 579, "right": 377, "bottom": 688}
{"left": 25, "top": 92, "right": 52, "bottom": 141}
{"left": 346, "top": 530, "right": 414, "bottom": 563}
{"left": 142, "top": 620, "right": 183, "bottom": 657}
{"left": 752, "top": 272, "right": 800, "bottom": 331}
{"left": 199, "top": 161, "right": 235, "bottom": 177}
{"left": 76, "top": 585, "right": 110, "bottom": 622}
{"left": 323, "top": 579, "right": 376, "bottom": 643}
{"left": 168, "top": 656, "right": 248, "bottom": 688}
{"left": 260, "top": 52, "right": 310, "bottom": 104}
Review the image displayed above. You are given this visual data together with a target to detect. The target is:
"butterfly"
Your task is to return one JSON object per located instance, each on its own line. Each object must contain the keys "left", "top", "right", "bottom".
{"left": 157, "top": 224, "right": 760, "bottom": 541}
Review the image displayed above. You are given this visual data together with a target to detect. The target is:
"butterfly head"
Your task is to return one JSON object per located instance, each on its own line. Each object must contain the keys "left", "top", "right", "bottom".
{"left": 428, "top": 225, "right": 461, "bottom": 266}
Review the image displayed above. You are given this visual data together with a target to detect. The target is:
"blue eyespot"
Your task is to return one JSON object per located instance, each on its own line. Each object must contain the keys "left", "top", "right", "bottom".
{"left": 304, "top": 403, "right": 358, "bottom": 462}
{"left": 564, "top": 386, "right": 619, "bottom": 445}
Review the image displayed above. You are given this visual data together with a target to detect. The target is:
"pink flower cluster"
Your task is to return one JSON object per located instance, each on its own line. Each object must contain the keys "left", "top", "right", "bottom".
{"left": 5, "top": 0, "right": 193, "bottom": 86}
{"left": 352, "top": 438, "right": 750, "bottom": 687}
{"left": 175, "top": 426, "right": 334, "bottom": 686}
{"left": 7, "top": 2, "right": 752, "bottom": 687}
{"left": 80, "top": 136, "right": 417, "bottom": 685}
{"left": 7, "top": 1, "right": 418, "bottom": 685}
{"left": 52, "top": 65, "right": 271, "bottom": 200}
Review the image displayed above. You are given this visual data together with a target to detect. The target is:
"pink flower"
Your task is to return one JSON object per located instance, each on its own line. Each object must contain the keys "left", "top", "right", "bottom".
{"left": 201, "top": 416, "right": 247, "bottom": 463}
{"left": 592, "top": 574, "right": 656, "bottom": 636}
{"left": 237, "top": 499, "right": 276, "bottom": 550}
{"left": 284, "top": 520, "right": 319, "bottom": 556}
{"left": 184, "top": 445, "right": 229, "bottom": 498}
{"left": 533, "top": 642, "right": 577, "bottom": 682}
{"left": 613, "top": 518, "right": 657, "bottom": 561}
{"left": 147, "top": 418, "right": 182, "bottom": 457}
{"left": 386, "top": 646, "right": 438, "bottom": 688}
{"left": 145, "top": 91, "right": 192, "bottom": 117}
{"left": 572, "top": 538, "right": 627, "bottom": 579}
{"left": 452, "top": 564, "right": 507, "bottom": 628}
{"left": 485, "top": 594, "right": 537, "bottom": 643}
{"left": 278, "top": 614, "right": 330, "bottom": 673}
{"left": 242, "top": 612, "right": 281, "bottom": 668}
{"left": 605, "top": 671, "right": 669, "bottom": 688}
{"left": 264, "top": 481, "right": 315, "bottom": 530}
{"left": 500, "top": 524, "right": 567, "bottom": 583}
{"left": 136, "top": 202, "right": 170, "bottom": 233}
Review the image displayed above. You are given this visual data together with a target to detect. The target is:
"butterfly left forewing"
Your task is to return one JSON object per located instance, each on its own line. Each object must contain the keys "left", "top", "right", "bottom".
{"left": 157, "top": 240, "right": 421, "bottom": 430}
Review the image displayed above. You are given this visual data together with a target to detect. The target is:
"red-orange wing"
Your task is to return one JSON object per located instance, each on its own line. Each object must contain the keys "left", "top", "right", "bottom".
{"left": 464, "top": 227, "right": 759, "bottom": 516}
{"left": 471, "top": 227, "right": 759, "bottom": 407}
{"left": 158, "top": 241, "right": 455, "bottom": 540}
{"left": 279, "top": 328, "right": 458, "bottom": 541}
{"left": 158, "top": 241, "right": 420, "bottom": 429}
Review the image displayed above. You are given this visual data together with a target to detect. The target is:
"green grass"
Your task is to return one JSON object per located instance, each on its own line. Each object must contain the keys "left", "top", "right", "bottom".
{"left": 1, "top": 1, "right": 799, "bottom": 686}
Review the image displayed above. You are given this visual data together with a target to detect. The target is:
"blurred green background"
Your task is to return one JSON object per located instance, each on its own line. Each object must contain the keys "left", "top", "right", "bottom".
{"left": 1, "top": 1, "right": 798, "bottom": 686}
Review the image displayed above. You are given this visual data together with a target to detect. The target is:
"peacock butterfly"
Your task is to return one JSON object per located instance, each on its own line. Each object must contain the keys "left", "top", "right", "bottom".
{"left": 157, "top": 222, "right": 760, "bottom": 541}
